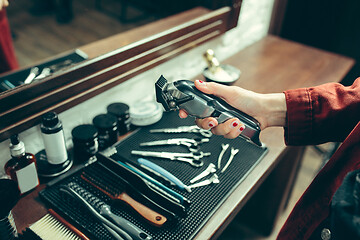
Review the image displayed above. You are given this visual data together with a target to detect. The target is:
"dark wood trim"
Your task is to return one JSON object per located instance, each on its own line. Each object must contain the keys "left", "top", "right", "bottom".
{"left": 0, "top": 4, "right": 242, "bottom": 142}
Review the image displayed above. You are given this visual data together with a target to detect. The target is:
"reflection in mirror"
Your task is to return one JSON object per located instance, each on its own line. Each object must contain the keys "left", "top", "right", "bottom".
{"left": 3, "top": 0, "right": 236, "bottom": 92}
{"left": 6, "top": 0, "right": 163, "bottom": 67}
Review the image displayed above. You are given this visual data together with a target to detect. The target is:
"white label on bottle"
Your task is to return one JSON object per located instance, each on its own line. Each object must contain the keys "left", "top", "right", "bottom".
{"left": 42, "top": 131, "right": 68, "bottom": 164}
{"left": 16, "top": 162, "right": 39, "bottom": 194}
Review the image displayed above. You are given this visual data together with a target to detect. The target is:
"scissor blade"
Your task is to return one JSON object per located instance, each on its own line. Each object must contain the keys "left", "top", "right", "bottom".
{"left": 139, "top": 140, "right": 170, "bottom": 146}
{"left": 150, "top": 128, "right": 184, "bottom": 133}
{"left": 131, "top": 150, "right": 171, "bottom": 159}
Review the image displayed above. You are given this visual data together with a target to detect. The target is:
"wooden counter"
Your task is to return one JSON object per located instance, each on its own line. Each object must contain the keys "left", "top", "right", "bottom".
{"left": 12, "top": 35, "right": 355, "bottom": 239}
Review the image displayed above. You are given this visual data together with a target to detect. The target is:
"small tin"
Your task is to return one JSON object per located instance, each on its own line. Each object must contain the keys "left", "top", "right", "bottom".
{"left": 107, "top": 102, "right": 131, "bottom": 135}
{"left": 92, "top": 114, "right": 118, "bottom": 150}
{"left": 130, "top": 101, "right": 163, "bottom": 126}
{"left": 71, "top": 124, "right": 99, "bottom": 162}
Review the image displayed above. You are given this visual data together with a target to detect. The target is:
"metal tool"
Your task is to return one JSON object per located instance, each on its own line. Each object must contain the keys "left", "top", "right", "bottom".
{"left": 140, "top": 138, "right": 209, "bottom": 152}
{"left": 138, "top": 158, "right": 192, "bottom": 193}
{"left": 189, "top": 163, "right": 216, "bottom": 183}
{"left": 221, "top": 147, "right": 239, "bottom": 173}
{"left": 34, "top": 67, "right": 52, "bottom": 80}
{"left": 217, "top": 144, "right": 229, "bottom": 169}
{"left": 150, "top": 125, "right": 213, "bottom": 138}
{"left": 131, "top": 150, "right": 210, "bottom": 167}
{"left": 188, "top": 174, "right": 219, "bottom": 190}
{"left": 155, "top": 75, "right": 263, "bottom": 146}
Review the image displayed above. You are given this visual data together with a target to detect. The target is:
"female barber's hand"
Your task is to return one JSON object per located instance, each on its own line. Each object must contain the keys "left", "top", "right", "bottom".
{"left": 0, "top": 0, "right": 9, "bottom": 10}
{"left": 179, "top": 80, "right": 287, "bottom": 139}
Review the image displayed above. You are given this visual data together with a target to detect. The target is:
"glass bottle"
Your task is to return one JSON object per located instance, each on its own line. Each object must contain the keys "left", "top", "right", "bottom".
{"left": 4, "top": 135, "right": 39, "bottom": 194}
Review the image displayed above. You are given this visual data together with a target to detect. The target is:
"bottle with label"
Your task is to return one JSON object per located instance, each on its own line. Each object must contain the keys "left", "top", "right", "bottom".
{"left": 4, "top": 135, "right": 39, "bottom": 194}
{"left": 40, "top": 112, "right": 68, "bottom": 165}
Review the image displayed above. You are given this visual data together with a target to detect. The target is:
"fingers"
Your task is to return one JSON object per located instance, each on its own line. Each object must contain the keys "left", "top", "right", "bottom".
{"left": 196, "top": 117, "right": 245, "bottom": 139}
{"left": 195, "top": 117, "right": 218, "bottom": 130}
{"left": 179, "top": 109, "right": 188, "bottom": 119}
{"left": 194, "top": 79, "right": 233, "bottom": 100}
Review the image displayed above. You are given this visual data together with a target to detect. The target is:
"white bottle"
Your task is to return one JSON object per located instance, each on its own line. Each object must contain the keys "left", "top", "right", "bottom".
{"left": 40, "top": 112, "right": 68, "bottom": 165}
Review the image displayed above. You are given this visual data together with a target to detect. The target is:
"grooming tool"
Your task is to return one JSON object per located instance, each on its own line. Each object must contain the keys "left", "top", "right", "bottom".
{"left": 150, "top": 125, "right": 212, "bottom": 138}
{"left": 96, "top": 155, "right": 188, "bottom": 217}
{"left": 131, "top": 150, "right": 209, "bottom": 168}
{"left": 81, "top": 171, "right": 167, "bottom": 227}
{"left": 0, "top": 80, "right": 16, "bottom": 90}
{"left": 60, "top": 182, "right": 152, "bottom": 240}
{"left": 217, "top": 144, "right": 229, "bottom": 169}
{"left": 86, "top": 161, "right": 180, "bottom": 220}
{"left": 140, "top": 138, "right": 209, "bottom": 153}
{"left": 48, "top": 209, "right": 90, "bottom": 240}
{"left": 189, "top": 163, "right": 216, "bottom": 183}
{"left": 34, "top": 68, "right": 51, "bottom": 80}
{"left": 155, "top": 75, "right": 262, "bottom": 146}
{"left": 115, "top": 159, "right": 191, "bottom": 206}
{"left": 137, "top": 158, "right": 191, "bottom": 193}
{"left": 0, "top": 179, "right": 20, "bottom": 240}
{"left": 221, "top": 147, "right": 239, "bottom": 173}
{"left": 28, "top": 210, "right": 89, "bottom": 240}
{"left": 59, "top": 183, "right": 130, "bottom": 240}
{"left": 48, "top": 59, "right": 73, "bottom": 72}
{"left": 24, "top": 67, "right": 39, "bottom": 84}
{"left": 188, "top": 174, "right": 219, "bottom": 191}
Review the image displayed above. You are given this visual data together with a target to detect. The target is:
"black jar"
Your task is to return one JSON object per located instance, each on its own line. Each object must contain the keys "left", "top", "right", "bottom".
{"left": 71, "top": 124, "right": 98, "bottom": 162}
{"left": 92, "top": 114, "right": 118, "bottom": 150}
{"left": 107, "top": 102, "right": 131, "bottom": 135}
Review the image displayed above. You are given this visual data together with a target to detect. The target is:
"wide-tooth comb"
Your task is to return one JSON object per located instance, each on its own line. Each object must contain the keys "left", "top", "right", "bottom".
{"left": 81, "top": 171, "right": 167, "bottom": 227}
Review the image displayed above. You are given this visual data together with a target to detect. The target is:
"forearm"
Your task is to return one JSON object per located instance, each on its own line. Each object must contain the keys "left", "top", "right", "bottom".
{"left": 254, "top": 93, "right": 287, "bottom": 129}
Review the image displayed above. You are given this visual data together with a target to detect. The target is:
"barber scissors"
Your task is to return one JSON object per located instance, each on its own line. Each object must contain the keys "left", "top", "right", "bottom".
{"left": 139, "top": 138, "right": 209, "bottom": 152}
{"left": 131, "top": 150, "right": 211, "bottom": 167}
{"left": 150, "top": 125, "right": 213, "bottom": 138}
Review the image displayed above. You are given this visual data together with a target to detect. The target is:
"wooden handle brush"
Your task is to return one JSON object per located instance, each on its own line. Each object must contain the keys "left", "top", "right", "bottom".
{"left": 81, "top": 172, "right": 167, "bottom": 227}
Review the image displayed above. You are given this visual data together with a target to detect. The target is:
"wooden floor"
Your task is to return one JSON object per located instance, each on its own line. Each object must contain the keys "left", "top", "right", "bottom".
{"left": 6, "top": 3, "right": 334, "bottom": 239}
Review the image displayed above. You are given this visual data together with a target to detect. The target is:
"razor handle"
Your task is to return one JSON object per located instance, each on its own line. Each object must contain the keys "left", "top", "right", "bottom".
{"left": 156, "top": 76, "right": 262, "bottom": 146}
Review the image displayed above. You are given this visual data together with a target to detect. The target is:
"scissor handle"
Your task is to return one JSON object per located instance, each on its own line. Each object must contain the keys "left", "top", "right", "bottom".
{"left": 197, "top": 129, "right": 213, "bottom": 138}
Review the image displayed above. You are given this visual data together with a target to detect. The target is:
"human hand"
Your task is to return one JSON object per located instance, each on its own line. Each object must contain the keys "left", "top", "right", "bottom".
{"left": 179, "top": 80, "right": 287, "bottom": 139}
{"left": 0, "top": 0, "right": 9, "bottom": 10}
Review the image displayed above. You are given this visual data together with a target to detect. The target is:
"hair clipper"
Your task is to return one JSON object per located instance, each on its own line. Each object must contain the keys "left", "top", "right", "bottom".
{"left": 155, "top": 75, "right": 263, "bottom": 147}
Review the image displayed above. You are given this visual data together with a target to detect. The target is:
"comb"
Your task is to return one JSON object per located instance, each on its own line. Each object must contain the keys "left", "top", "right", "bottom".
{"left": 81, "top": 171, "right": 167, "bottom": 227}
{"left": 28, "top": 209, "right": 89, "bottom": 240}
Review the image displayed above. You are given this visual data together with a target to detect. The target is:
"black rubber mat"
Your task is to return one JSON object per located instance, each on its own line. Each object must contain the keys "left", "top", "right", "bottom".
{"left": 40, "top": 111, "right": 268, "bottom": 240}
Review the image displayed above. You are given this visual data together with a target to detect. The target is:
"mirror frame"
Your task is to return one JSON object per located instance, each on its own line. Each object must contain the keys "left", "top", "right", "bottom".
{"left": 0, "top": 1, "right": 242, "bottom": 142}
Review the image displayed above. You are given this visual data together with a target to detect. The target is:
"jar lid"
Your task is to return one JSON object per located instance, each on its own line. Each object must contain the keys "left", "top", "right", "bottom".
{"left": 72, "top": 124, "right": 98, "bottom": 142}
{"left": 107, "top": 102, "right": 129, "bottom": 117}
{"left": 42, "top": 112, "right": 60, "bottom": 128}
{"left": 93, "top": 114, "right": 118, "bottom": 130}
{"left": 130, "top": 101, "right": 163, "bottom": 126}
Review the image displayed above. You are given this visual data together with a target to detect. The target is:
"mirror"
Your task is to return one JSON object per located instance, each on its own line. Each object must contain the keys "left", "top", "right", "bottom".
{"left": 0, "top": 0, "right": 242, "bottom": 142}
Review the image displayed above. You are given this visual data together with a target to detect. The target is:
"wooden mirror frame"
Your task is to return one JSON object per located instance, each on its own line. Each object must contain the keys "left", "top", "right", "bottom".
{"left": 0, "top": 1, "right": 242, "bottom": 142}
